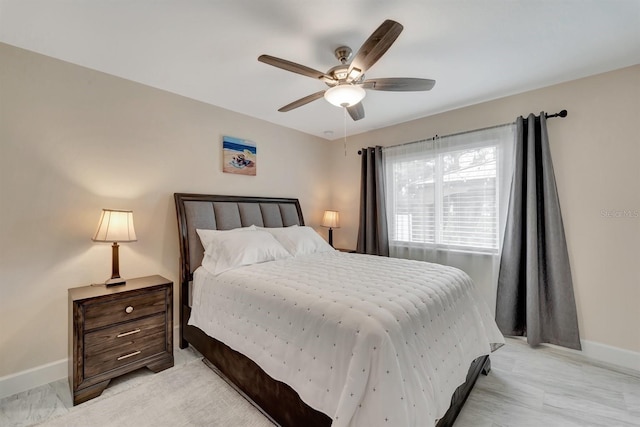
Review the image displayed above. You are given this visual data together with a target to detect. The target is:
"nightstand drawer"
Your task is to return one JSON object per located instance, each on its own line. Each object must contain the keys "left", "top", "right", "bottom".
{"left": 84, "top": 313, "right": 166, "bottom": 357}
{"left": 84, "top": 322, "right": 167, "bottom": 377}
{"left": 84, "top": 288, "right": 166, "bottom": 330}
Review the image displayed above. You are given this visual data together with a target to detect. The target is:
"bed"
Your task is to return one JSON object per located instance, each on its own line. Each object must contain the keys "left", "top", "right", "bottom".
{"left": 174, "top": 193, "right": 504, "bottom": 427}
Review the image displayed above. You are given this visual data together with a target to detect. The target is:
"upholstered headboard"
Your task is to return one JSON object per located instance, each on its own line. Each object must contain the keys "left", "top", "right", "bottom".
{"left": 174, "top": 193, "right": 304, "bottom": 286}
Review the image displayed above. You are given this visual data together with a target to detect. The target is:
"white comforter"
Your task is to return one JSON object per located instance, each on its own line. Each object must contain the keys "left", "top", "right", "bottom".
{"left": 189, "top": 251, "right": 504, "bottom": 427}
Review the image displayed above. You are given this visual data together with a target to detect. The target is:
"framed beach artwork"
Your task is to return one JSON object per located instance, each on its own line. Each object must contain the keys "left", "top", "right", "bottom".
{"left": 222, "top": 136, "right": 256, "bottom": 176}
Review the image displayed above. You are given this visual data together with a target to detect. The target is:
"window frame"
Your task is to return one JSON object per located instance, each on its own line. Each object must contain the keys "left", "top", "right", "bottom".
{"left": 385, "top": 134, "right": 507, "bottom": 255}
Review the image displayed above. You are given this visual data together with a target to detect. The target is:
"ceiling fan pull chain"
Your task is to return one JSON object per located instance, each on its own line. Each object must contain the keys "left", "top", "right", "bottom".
{"left": 343, "top": 107, "right": 348, "bottom": 156}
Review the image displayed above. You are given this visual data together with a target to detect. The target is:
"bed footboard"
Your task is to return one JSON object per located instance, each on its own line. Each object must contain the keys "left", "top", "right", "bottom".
{"left": 183, "top": 306, "right": 332, "bottom": 427}
{"left": 435, "top": 354, "right": 489, "bottom": 427}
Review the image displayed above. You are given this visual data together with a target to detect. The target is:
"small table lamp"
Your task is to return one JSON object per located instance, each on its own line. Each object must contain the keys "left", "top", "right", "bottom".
{"left": 321, "top": 210, "right": 340, "bottom": 247}
{"left": 92, "top": 209, "right": 137, "bottom": 286}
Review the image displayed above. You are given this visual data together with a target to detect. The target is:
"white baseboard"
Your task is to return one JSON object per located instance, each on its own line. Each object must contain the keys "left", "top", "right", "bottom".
{"left": 2, "top": 333, "right": 637, "bottom": 401}
{"left": 0, "top": 326, "right": 183, "bottom": 400}
{"left": 578, "top": 339, "right": 640, "bottom": 373}
{"left": 510, "top": 336, "right": 640, "bottom": 374}
{"left": 0, "top": 358, "right": 67, "bottom": 400}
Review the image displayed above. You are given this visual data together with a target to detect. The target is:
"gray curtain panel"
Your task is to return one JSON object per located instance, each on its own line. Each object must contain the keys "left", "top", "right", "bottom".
{"left": 496, "top": 113, "right": 581, "bottom": 350}
{"left": 357, "top": 146, "right": 389, "bottom": 256}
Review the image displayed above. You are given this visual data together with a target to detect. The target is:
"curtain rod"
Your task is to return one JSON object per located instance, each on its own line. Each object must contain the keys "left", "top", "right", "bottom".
{"left": 544, "top": 109, "right": 568, "bottom": 119}
{"left": 357, "top": 109, "right": 568, "bottom": 155}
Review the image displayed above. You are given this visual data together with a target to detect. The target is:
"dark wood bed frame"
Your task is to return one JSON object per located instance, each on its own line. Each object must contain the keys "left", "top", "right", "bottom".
{"left": 174, "top": 193, "right": 490, "bottom": 427}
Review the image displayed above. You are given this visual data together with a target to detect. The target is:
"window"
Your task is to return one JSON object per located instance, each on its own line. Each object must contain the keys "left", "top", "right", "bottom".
{"left": 385, "top": 125, "right": 515, "bottom": 253}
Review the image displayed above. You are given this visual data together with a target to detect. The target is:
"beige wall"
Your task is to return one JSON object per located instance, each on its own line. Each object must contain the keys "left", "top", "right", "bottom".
{"left": 329, "top": 65, "right": 640, "bottom": 354}
{"left": 0, "top": 43, "right": 330, "bottom": 377}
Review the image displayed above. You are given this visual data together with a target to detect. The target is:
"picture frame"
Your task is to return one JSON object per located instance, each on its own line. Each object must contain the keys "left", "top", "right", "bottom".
{"left": 222, "top": 136, "right": 256, "bottom": 176}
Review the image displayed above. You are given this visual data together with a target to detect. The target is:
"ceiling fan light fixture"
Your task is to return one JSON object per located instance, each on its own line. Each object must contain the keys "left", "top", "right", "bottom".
{"left": 324, "top": 85, "right": 366, "bottom": 108}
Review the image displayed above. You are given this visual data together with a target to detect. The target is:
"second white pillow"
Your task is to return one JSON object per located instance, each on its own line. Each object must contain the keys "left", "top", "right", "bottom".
{"left": 263, "top": 225, "right": 335, "bottom": 256}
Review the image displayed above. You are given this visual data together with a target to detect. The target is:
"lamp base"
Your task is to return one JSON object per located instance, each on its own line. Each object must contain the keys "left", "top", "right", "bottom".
{"left": 91, "top": 278, "right": 127, "bottom": 287}
{"left": 104, "top": 277, "right": 126, "bottom": 287}
{"left": 106, "top": 242, "right": 126, "bottom": 286}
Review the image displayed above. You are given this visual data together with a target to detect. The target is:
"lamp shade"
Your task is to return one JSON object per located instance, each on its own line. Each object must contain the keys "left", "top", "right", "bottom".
{"left": 92, "top": 209, "right": 137, "bottom": 243}
{"left": 321, "top": 210, "right": 340, "bottom": 229}
{"left": 324, "top": 85, "right": 366, "bottom": 108}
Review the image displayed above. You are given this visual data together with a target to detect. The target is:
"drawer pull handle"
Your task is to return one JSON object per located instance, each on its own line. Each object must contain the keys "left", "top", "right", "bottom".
{"left": 117, "top": 350, "right": 141, "bottom": 361}
{"left": 117, "top": 328, "right": 141, "bottom": 338}
{"left": 125, "top": 306, "right": 134, "bottom": 314}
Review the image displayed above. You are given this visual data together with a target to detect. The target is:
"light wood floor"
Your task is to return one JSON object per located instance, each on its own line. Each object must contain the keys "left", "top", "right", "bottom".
{"left": 455, "top": 338, "right": 639, "bottom": 426}
{"left": 1, "top": 338, "right": 638, "bottom": 426}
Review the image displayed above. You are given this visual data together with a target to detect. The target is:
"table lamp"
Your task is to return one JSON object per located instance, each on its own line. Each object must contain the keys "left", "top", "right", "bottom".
{"left": 321, "top": 210, "right": 340, "bottom": 247}
{"left": 92, "top": 209, "right": 137, "bottom": 286}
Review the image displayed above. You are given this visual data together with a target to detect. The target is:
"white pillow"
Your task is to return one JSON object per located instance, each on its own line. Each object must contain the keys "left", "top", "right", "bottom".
{"left": 196, "top": 225, "right": 256, "bottom": 253}
{"left": 262, "top": 225, "right": 335, "bottom": 256}
{"left": 199, "top": 229, "right": 291, "bottom": 275}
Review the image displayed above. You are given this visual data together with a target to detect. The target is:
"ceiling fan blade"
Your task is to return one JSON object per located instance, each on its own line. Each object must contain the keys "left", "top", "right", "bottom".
{"left": 349, "top": 20, "right": 403, "bottom": 75}
{"left": 258, "top": 54, "right": 334, "bottom": 81}
{"left": 362, "top": 78, "right": 436, "bottom": 91}
{"left": 278, "top": 90, "right": 326, "bottom": 112}
{"left": 347, "top": 102, "right": 365, "bottom": 121}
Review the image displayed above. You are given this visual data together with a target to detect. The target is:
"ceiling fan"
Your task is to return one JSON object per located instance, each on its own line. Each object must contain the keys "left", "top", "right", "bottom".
{"left": 258, "top": 19, "right": 435, "bottom": 121}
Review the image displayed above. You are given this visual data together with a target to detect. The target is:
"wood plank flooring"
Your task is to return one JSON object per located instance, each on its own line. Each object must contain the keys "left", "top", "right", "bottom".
{"left": 1, "top": 338, "right": 638, "bottom": 426}
{"left": 455, "top": 338, "right": 639, "bottom": 426}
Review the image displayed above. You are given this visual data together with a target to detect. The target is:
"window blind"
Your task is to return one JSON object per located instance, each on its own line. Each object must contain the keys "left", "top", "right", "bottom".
{"left": 385, "top": 126, "right": 514, "bottom": 253}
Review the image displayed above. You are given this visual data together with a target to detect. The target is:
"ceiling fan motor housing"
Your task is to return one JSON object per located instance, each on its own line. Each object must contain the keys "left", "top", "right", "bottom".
{"left": 327, "top": 65, "right": 350, "bottom": 84}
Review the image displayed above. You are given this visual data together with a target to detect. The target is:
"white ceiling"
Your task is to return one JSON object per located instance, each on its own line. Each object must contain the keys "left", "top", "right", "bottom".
{"left": 1, "top": 0, "right": 639, "bottom": 140}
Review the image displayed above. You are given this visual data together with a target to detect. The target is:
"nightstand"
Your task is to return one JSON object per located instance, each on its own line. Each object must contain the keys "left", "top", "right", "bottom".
{"left": 68, "top": 275, "right": 173, "bottom": 405}
{"left": 336, "top": 248, "right": 356, "bottom": 253}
